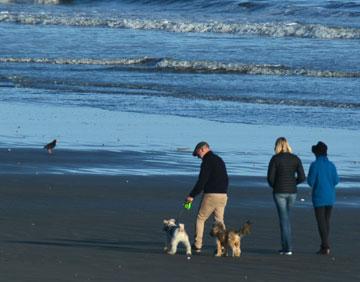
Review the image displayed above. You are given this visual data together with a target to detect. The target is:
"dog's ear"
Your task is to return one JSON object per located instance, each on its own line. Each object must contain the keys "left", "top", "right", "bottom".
{"left": 240, "top": 221, "right": 252, "bottom": 235}
{"left": 163, "top": 219, "right": 169, "bottom": 224}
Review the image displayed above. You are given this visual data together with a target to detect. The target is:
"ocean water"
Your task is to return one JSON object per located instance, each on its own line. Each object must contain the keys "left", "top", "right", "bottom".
{"left": 0, "top": 0, "right": 359, "bottom": 183}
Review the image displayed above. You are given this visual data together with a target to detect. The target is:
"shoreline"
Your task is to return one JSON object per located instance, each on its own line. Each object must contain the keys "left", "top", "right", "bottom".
{"left": 1, "top": 147, "right": 359, "bottom": 190}
{"left": 1, "top": 102, "right": 360, "bottom": 178}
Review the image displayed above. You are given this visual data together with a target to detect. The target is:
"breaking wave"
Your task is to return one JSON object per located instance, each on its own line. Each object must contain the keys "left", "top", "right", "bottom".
{"left": 155, "top": 58, "right": 360, "bottom": 78}
{"left": 3, "top": 74, "right": 360, "bottom": 110}
{"left": 1, "top": 56, "right": 359, "bottom": 78}
{"left": 0, "top": 0, "right": 72, "bottom": 4}
{"left": 0, "top": 57, "right": 157, "bottom": 65}
{"left": 1, "top": 11, "right": 360, "bottom": 39}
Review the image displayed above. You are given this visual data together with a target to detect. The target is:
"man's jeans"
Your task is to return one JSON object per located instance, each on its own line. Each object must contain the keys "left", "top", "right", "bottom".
{"left": 273, "top": 193, "right": 297, "bottom": 252}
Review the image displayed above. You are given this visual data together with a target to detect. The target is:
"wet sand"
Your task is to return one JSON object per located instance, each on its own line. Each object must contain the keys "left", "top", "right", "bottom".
{"left": 0, "top": 172, "right": 359, "bottom": 281}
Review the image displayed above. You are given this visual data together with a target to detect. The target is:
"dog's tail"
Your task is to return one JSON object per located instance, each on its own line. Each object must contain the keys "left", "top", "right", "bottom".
{"left": 239, "top": 220, "right": 252, "bottom": 237}
{"left": 178, "top": 223, "right": 185, "bottom": 232}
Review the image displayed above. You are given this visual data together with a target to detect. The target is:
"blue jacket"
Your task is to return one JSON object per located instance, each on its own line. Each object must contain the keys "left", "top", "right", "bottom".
{"left": 307, "top": 156, "right": 339, "bottom": 207}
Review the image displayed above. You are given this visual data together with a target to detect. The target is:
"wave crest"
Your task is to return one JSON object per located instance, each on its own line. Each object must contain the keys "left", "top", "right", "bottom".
{"left": 156, "top": 59, "right": 360, "bottom": 78}
{"left": 0, "top": 0, "right": 72, "bottom": 4}
{"left": 1, "top": 56, "right": 359, "bottom": 78}
{"left": 1, "top": 12, "right": 359, "bottom": 39}
{"left": 0, "top": 56, "right": 155, "bottom": 65}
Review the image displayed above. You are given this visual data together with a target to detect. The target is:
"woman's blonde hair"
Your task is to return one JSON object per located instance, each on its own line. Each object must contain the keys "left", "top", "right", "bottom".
{"left": 274, "top": 137, "right": 292, "bottom": 154}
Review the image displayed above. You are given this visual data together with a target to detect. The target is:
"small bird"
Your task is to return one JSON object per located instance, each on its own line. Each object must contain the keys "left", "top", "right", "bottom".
{"left": 44, "top": 139, "right": 57, "bottom": 154}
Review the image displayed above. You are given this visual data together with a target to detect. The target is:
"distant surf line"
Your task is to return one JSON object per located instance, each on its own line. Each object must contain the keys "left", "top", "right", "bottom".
{"left": 1, "top": 11, "right": 360, "bottom": 40}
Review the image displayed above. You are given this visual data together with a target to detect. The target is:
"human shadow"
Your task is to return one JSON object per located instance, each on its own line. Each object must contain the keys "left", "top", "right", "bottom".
{"left": 243, "top": 248, "right": 277, "bottom": 255}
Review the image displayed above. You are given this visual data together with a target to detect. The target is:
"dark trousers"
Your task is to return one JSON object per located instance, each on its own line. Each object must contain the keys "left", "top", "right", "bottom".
{"left": 314, "top": 206, "right": 333, "bottom": 249}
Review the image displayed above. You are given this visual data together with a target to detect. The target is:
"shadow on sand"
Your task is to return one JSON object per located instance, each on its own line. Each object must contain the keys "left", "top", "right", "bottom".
{"left": 3, "top": 238, "right": 167, "bottom": 255}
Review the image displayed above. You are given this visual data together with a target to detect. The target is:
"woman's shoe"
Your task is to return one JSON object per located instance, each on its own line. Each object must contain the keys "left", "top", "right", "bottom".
{"left": 279, "top": 250, "right": 292, "bottom": 255}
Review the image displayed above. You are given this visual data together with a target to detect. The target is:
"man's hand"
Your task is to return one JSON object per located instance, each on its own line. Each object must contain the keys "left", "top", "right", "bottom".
{"left": 185, "top": 196, "right": 194, "bottom": 203}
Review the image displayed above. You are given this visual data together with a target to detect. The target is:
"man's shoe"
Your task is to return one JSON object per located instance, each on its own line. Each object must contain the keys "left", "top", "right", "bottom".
{"left": 191, "top": 244, "right": 201, "bottom": 254}
{"left": 316, "top": 248, "right": 330, "bottom": 255}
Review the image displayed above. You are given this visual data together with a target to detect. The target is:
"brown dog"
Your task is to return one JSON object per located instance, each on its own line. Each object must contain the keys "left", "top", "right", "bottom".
{"left": 210, "top": 220, "right": 252, "bottom": 257}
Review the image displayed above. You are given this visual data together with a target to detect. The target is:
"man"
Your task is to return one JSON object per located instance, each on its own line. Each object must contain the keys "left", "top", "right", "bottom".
{"left": 185, "top": 141, "right": 229, "bottom": 253}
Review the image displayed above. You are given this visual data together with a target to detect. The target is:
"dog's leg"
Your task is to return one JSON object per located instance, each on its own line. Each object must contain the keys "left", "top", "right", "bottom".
{"left": 227, "top": 241, "right": 234, "bottom": 257}
{"left": 223, "top": 241, "right": 229, "bottom": 257}
{"left": 183, "top": 236, "right": 192, "bottom": 256}
{"left": 168, "top": 237, "right": 179, "bottom": 255}
{"left": 231, "top": 246, "right": 236, "bottom": 257}
{"left": 233, "top": 242, "right": 241, "bottom": 257}
{"left": 214, "top": 239, "right": 223, "bottom": 257}
{"left": 164, "top": 236, "right": 170, "bottom": 252}
{"left": 233, "top": 246, "right": 241, "bottom": 257}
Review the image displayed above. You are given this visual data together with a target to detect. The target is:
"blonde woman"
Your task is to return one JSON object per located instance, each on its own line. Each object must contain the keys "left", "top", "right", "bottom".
{"left": 267, "top": 137, "right": 305, "bottom": 255}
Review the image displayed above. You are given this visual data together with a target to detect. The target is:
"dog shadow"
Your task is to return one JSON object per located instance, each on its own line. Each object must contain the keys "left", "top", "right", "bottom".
{"left": 2, "top": 238, "right": 168, "bottom": 255}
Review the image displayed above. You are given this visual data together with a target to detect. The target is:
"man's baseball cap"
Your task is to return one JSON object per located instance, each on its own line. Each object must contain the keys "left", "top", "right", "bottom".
{"left": 192, "top": 141, "right": 209, "bottom": 156}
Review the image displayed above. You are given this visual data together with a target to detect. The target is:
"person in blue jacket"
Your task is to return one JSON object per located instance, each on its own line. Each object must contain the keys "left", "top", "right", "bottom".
{"left": 307, "top": 141, "right": 339, "bottom": 255}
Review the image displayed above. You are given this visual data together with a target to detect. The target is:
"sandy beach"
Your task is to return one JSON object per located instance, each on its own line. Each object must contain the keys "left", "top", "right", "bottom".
{"left": 0, "top": 151, "right": 359, "bottom": 281}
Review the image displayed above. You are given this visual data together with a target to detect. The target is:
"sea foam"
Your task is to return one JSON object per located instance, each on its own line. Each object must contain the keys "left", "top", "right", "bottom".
{"left": 1, "top": 12, "right": 359, "bottom": 39}
{"left": 1, "top": 56, "right": 359, "bottom": 79}
{"left": 0, "top": 0, "right": 71, "bottom": 4}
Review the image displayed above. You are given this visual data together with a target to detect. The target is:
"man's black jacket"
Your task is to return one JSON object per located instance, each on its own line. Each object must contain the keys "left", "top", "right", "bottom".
{"left": 189, "top": 151, "right": 228, "bottom": 198}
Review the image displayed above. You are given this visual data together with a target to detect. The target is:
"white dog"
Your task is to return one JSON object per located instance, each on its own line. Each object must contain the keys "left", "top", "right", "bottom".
{"left": 163, "top": 218, "right": 192, "bottom": 256}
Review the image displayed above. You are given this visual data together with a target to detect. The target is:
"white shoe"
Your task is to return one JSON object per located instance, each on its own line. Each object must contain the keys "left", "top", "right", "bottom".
{"left": 279, "top": 250, "right": 292, "bottom": 255}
